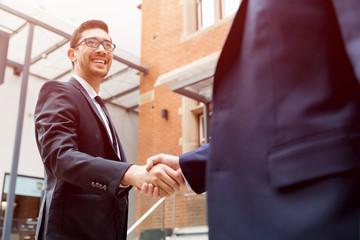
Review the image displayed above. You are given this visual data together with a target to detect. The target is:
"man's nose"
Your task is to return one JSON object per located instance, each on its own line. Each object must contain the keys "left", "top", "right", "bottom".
{"left": 96, "top": 43, "right": 106, "bottom": 52}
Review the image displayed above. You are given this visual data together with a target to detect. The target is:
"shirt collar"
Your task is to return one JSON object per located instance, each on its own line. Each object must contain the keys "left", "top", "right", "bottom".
{"left": 72, "top": 75, "right": 99, "bottom": 99}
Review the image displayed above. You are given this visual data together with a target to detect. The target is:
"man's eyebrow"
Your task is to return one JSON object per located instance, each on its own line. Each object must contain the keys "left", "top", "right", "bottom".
{"left": 86, "top": 36, "right": 113, "bottom": 42}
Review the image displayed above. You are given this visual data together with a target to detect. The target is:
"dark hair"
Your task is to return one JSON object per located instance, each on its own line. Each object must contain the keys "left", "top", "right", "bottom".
{"left": 70, "top": 19, "right": 109, "bottom": 48}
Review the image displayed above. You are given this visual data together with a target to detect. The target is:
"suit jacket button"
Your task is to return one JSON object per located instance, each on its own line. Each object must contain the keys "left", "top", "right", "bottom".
{"left": 91, "top": 182, "right": 96, "bottom": 188}
{"left": 96, "top": 183, "right": 100, "bottom": 188}
{"left": 103, "top": 185, "right": 107, "bottom": 191}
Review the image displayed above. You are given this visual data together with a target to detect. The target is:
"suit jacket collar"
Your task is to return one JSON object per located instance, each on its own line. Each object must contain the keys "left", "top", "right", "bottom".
{"left": 69, "top": 77, "right": 99, "bottom": 114}
{"left": 68, "top": 77, "right": 105, "bottom": 134}
{"left": 72, "top": 75, "right": 98, "bottom": 99}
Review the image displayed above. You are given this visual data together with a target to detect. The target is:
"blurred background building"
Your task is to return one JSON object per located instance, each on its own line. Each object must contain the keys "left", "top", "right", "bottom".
{"left": 0, "top": 0, "right": 240, "bottom": 239}
{"left": 136, "top": 0, "right": 240, "bottom": 239}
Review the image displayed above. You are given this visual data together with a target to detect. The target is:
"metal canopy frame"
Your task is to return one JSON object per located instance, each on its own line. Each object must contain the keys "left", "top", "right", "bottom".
{"left": 171, "top": 68, "right": 214, "bottom": 104}
{"left": 158, "top": 51, "right": 218, "bottom": 107}
{"left": 0, "top": 2, "right": 148, "bottom": 112}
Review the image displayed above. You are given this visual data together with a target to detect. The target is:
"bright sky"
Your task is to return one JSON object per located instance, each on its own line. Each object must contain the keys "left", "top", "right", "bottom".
{"left": 5, "top": 0, "right": 143, "bottom": 56}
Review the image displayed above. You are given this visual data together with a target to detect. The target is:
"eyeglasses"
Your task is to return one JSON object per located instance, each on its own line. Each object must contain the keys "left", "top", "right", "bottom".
{"left": 74, "top": 38, "right": 116, "bottom": 52}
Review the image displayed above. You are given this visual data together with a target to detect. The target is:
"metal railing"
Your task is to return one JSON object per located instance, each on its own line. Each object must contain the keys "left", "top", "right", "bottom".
{"left": 128, "top": 192, "right": 207, "bottom": 239}
{"left": 127, "top": 197, "right": 166, "bottom": 236}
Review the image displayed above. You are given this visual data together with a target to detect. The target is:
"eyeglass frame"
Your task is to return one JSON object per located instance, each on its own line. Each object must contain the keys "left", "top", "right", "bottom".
{"left": 73, "top": 37, "right": 116, "bottom": 52}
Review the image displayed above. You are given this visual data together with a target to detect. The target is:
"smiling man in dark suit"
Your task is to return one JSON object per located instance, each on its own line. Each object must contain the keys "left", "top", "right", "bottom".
{"left": 34, "top": 20, "right": 183, "bottom": 240}
{"left": 143, "top": 0, "right": 360, "bottom": 239}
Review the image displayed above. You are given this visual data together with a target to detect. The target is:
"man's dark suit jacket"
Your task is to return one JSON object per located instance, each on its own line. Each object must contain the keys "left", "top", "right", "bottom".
{"left": 34, "top": 78, "right": 132, "bottom": 240}
{"left": 180, "top": 0, "right": 360, "bottom": 239}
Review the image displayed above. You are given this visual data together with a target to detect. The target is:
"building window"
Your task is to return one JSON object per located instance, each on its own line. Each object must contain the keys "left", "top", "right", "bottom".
{"left": 196, "top": 0, "right": 215, "bottom": 30}
{"left": 199, "top": 113, "right": 207, "bottom": 145}
{"left": 188, "top": 0, "right": 241, "bottom": 32}
{"left": 221, "top": 0, "right": 241, "bottom": 18}
{"left": 182, "top": 100, "right": 211, "bottom": 151}
{"left": 1, "top": 173, "right": 44, "bottom": 239}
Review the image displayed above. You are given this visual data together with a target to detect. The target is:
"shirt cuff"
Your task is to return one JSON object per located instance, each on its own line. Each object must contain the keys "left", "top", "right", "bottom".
{"left": 182, "top": 172, "right": 192, "bottom": 191}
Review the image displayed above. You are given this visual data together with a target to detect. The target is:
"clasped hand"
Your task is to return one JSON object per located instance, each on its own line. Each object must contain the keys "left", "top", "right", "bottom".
{"left": 122, "top": 154, "right": 183, "bottom": 198}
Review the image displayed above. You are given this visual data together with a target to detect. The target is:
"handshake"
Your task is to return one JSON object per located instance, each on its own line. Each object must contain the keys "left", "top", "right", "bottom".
{"left": 121, "top": 154, "right": 185, "bottom": 198}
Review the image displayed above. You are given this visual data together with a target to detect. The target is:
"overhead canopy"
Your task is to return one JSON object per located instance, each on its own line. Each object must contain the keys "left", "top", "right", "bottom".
{"left": 171, "top": 69, "right": 214, "bottom": 104}
{"left": 0, "top": 2, "right": 148, "bottom": 112}
{"left": 155, "top": 51, "right": 219, "bottom": 104}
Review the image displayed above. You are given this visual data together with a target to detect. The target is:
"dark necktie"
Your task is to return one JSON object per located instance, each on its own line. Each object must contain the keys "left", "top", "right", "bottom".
{"left": 94, "top": 96, "right": 120, "bottom": 159}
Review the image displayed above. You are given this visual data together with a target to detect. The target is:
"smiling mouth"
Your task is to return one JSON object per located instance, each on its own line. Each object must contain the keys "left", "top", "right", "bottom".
{"left": 92, "top": 59, "right": 106, "bottom": 65}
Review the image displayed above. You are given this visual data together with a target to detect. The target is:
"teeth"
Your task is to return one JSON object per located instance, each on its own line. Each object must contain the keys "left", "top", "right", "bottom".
{"left": 93, "top": 59, "right": 105, "bottom": 64}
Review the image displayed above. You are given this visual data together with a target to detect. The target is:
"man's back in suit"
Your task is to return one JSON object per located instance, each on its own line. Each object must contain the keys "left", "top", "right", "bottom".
{"left": 189, "top": 0, "right": 360, "bottom": 239}
{"left": 146, "top": 0, "right": 360, "bottom": 239}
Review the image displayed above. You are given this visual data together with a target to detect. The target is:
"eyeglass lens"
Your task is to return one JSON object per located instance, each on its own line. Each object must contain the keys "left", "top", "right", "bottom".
{"left": 85, "top": 38, "right": 115, "bottom": 51}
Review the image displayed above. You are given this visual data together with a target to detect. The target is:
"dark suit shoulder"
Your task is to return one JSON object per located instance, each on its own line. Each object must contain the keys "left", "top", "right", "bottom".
{"left": 35, "top": 80, "right": 82, "bottom": 122}
{"left": 39, "top": 80, "right": 78, "bottom": 96}
{"left": 37, "top": 80, "right": 83, "bottom": 106}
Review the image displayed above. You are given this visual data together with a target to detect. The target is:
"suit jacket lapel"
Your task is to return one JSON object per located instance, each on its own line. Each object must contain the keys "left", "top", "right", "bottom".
{"left": 331, "top": 0, "right": 360, "bottom": 84}
{"left": 214, "top": 0, "right": 248, "bottom": 91}
{"left": 68, "top": 78, "right": 121, "bottom": 160}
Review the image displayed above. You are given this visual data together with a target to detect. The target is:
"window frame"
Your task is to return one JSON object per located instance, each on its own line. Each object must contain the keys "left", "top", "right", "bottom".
{"left": 182, "top": 0, "right": 240, "bottom": 38}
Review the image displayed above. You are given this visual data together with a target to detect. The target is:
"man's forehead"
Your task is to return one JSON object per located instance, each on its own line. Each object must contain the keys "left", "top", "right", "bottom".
{"left": 81, "top": 28, "right": 112, "bottom": 41}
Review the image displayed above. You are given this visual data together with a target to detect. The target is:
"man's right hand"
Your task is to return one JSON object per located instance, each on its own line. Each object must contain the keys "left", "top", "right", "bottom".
{"left": 121, "top": 162, "right": 184, "bottom": 198}
{"left": 134, "top": 154, "right": 182, "bottom": 197}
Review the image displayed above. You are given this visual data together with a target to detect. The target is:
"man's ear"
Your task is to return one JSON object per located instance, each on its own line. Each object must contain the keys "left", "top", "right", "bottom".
{"left": 67, "top": 48, "right": 77, "bottom": 62}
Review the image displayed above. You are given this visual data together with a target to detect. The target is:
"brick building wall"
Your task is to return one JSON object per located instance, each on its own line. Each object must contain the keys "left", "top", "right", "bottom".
{"left": 137, "top": 0, "right": 235, "bottom": 236}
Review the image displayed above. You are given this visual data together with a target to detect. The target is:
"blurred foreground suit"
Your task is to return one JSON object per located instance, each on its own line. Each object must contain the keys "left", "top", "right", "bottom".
{"left": 180, "top": 0, "right": 360, "bottom": 239}
{"left": 34, "top": 78, "right": 131, "bottom": 239}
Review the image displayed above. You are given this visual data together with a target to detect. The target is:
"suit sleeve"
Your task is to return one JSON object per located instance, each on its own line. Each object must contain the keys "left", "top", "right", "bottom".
{"left": 179, "top": 144, "right": 209, "bottom": 194}
{"left": 34, "top": 81, "right": 132, "bottom": 196}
